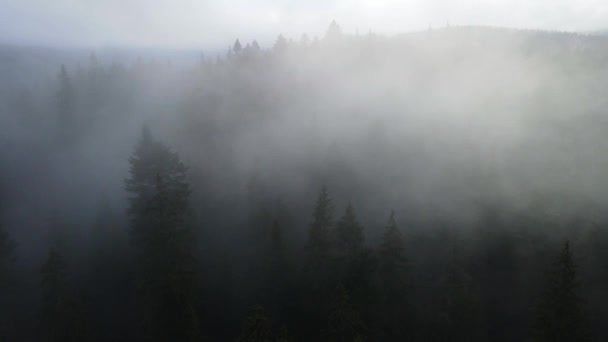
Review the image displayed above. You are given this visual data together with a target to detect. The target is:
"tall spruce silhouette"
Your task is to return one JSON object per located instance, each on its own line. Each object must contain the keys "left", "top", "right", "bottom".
{"left": 302, "top": 186, "right": 335, "bottom": 337}
{"left": 40, "top": 244, "right": 69, "bottom": 342}
{"left": 377, "top": 211, "right": 409, "bottom": 340}
{"left": 56, "top": 64, "right": 75, "bottom": 139}
{"left": 125, "top": 126, "right": 199, "bottom": 341}
{"left": 307, "top": 186, "right": 333, "bottom": 265}
{"left": 335, "top": 203, "right": 364, "bottom": 258}
{"left": 0, "top": 213, "right": 13, "bottom": 286}
{"left": 535, "top": 241, "right": 587, "bottom": 342}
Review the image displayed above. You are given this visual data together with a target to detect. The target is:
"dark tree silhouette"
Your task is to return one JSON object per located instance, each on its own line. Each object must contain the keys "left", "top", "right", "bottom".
{"left": 335, "top": 203, "right": 364, "bottom": 258}
{"left": 56, "top": 64, "right": 74, "bottom": 133}
{"left": 436, "top": 253, "right": 483, "bottom": 342}
{"left": 307, "top": 186, "right": 334, "bottom": 264}
{"left": 0, "top": 217, "right": 14, "bottom": 285}
{"left": 301, "top": 186, "right": 335, "bottom": 337}
{"left": 535, "top": 241, "right": 587, "bottom": 342}
{"left": 326, "top": 285, "right": 365, "bottom": 342}
{"left": 41, "top": 245, "right": 69, "bottom": 342}
{"left": 234, "top": 39, "right": 243, "bottom": 54}
{"left": 376, "top": 211, "right": 410, "bottom": 340}
{"left": 125, "top": 126, "right": 199, "bottom": 341}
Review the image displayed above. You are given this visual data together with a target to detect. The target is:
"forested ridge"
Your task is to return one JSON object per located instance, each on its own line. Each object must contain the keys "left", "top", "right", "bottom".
{"left": 1, "top": 23, "right": 608, "bottom": 341}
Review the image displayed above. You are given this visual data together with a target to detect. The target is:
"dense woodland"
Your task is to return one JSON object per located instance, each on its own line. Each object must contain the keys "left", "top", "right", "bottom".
{"left": 1, "top": 23, "right": 608, "bottom": 341}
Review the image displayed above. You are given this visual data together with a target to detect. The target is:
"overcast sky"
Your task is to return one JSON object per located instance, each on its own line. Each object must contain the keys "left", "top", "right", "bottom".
{"left": 2, "top": 0, "right": 608, "bottom": 49}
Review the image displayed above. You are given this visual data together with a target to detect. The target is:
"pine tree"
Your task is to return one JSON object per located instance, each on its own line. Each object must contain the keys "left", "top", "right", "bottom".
{"left": 535, "top": 241, "right": 587, "bottom": 342}
{"left": 376, "top": 211, "right": 409, "bottom": 340}
{"left": 307, "top": 186, "right": 333, "bottom": 264}
{"left": 125, "top": 126, "right": 198, "bottom": 341}
{"left": 302, "top": 186, "right": 335, "bottom": 338}
{"left": 378, "top": 212, "right": 407, "bottom": 294}
{"left": 234, "top": 39, "right": 243, "bottom": 54}
{"left": 252, "top": 40, "right": 261, "bottom": 51}
{"left": 326, "top": 285, "right": 365, "bottom": 342}
{"left": 0, "top": 218, "right": 14, "bottom": 285}
{"left": 41, "top": 245, "right": 68, "bottom": 342}
{"left": 325, "top": 20, "right": 343, "bottom": 42}
{"left": 274, "top": 35, "right": 288, "bottom": 54}
{"left": 335, "top": 203, "right": 364, "bottom": 258}
{"left": 0, "top": 210, "right": 14, "bottom": 339}
{"left": 334, "top": 203, "right": 373, "bottom": 324}
{"left": 436, "top": 252, "right": 482, "bottom": 342}
{"left": 57, "top": 64, "right": 74, "bottom": 131}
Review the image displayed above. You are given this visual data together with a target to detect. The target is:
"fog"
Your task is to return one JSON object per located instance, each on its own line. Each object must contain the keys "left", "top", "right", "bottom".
{"left": 1, "top": 10, "right": 608, "bottom": 342}
{"left": 3, "top": 0, "right": 608, "bottom": 47}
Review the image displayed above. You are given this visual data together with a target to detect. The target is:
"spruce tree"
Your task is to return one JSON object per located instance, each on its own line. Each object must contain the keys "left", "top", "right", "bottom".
{"left": 125, "top": 126, "right": 198, "bottom": 341}
{"left": 252, "top": 40, "right": 261, "bottom": 51}
{"left": 307, "top": 186, "right": 333, "bottom": 263}
{"left": 41, "top": 245, "right": 68, "bottom": 342}
{"left": 378, "top": 212, "right": 408, "bottom": 295}
{"left": 57, "top": 64, "right": 74, "bottom": 131}
{"left": 302, "top": 186, "right": 335, "bottom": 337}
{"left": 274, "top": 35, "right": 288, "bottom": 54}
{"left": 326, "top": 285, "right": 365, "bottom": 342}
{"left": 535, "top": 241, "right": 587, "bottom": 342}
{"left": 335, "top": 203, "right": 364, "bottom": 258}
{"left": 234, "top": 39, "right": 243, "bottom": 54}
{"left": 376, "top": 211, "right": 409, "bottom": 340}
{"left": 0, "top": 218, "right": 14, "bottom": 285}
{"left": 437, "top": 254, "right": 482, "bottom": 342}
{"left": 324, "top": 20, "right": 343, "bottom": 42}
{"left": 334, "top": 203, "right": 373, "bottom": 323}
{"left": 0, "top": 210, "right": 13, "bottom": 339}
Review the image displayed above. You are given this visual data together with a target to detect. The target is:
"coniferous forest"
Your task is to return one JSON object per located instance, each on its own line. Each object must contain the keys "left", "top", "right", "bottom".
{"left": 2, "top": 23, "right": 608, "bottom": 341}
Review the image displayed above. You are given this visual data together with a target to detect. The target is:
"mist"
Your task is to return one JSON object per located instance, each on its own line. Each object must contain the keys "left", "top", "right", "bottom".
{"left": 1, "top": 5, "right": 608, "bottom": 342}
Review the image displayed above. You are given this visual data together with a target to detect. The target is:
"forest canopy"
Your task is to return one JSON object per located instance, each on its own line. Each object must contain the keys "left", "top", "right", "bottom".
{"left": 0, "top": 24, "right": 608, "bottom": 341}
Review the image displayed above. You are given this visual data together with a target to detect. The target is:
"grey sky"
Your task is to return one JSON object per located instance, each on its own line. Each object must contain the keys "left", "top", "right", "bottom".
{"left": 2, "top": 0, "right": 608, "bottom": 48}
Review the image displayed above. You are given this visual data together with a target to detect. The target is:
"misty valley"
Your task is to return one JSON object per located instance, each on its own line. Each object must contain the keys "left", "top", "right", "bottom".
{"left": 1, "top": 24, "right": 608, "bottom": 341}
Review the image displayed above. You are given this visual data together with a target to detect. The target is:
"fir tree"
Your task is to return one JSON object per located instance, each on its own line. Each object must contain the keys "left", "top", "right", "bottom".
{"left": 334, "top": 203, "right": 373, "bottom": 323}
{"left": 325, "top": 20, "right": 343, "bottom": 42}
{"left": 326, "top": 285, "right": 365, "bottom": 342}
{"left": 57, "top": 64, "right": 74, "bottom": 131}
{"left": 535, "top": 241, "right": 587, "bottom": 342}
{"left": 302, "top": 186, "right": 335, "bottom": 338}
{"left": 0, "top": 210, "right": 13, "bottom": 339}
{"left": 436, "top": 251, "right": 482, "bottom": 342}
{"left": 0, "top": 218, "right": 14, "bottom": 285}
{"left": 41, "top": 245, "right": 68, "bottom": 342}
{"left": 252, "top": 40, "right": 261, "bottom": 51}
{"left": 125, "top": 126, "right": 198, "bottom": 341}
{"left": 274, "top": 35, "right": 288, "bottom": 54}
{"left": 378, "top": 212, "right": 407, "bottom": 294}
{"left": 335, "top": 203, "right": 364, "bottom": 258}
{"left": 307, "top": 186, "right": 333, "bottom": 264}
{"left": 376, "top": 211, "right": 409, "bottom": 340}
{"left": 234, "top": 39, "right": 243, "bottom": 54}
